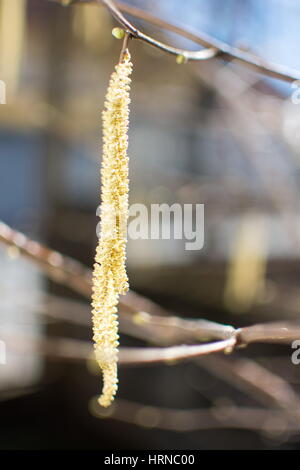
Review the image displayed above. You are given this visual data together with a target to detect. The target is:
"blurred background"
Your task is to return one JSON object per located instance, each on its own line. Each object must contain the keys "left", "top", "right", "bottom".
{"left": 1, "top": 0, "right": 300, "bottom": 450}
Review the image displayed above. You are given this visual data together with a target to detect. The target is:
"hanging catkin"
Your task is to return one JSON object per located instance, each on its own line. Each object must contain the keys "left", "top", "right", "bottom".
{"left": 92, "top": 50, "right": 132, "bottom": 407}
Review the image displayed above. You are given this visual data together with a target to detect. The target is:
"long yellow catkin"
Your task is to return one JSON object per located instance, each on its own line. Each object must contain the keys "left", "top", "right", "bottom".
{"left": 92, "top": 50, "right": 132, "bottom": 407}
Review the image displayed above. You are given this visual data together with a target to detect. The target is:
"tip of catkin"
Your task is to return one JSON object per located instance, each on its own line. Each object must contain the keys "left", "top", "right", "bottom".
{"left": 98, "top": 396, "right": 112, "bottom": 408}
{"left": 98, "top": 364, "right": 118, "bottom": 407}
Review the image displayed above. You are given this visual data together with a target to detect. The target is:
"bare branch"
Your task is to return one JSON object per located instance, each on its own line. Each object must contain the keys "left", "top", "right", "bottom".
{"left": 237, "top": 322, "right": 300, "bottom": 345}
{"left": 0, "top": 221, "right": 168, "bottom": 317}
{"left": 10, "top": 292, "right": 300, "bottom": 427}
{"left": 2, "top": 330, "right": 236, "bottom": 364}
{"left": 198, "top": 355, "right": 300, "bottom": 419}
{"left": 0, "top": 221, "right": 235, "bottom": 344}
{"left": 91, "top": 397, "right": 300, "bottom": 434}
{"left": 118, "top": 337, "right": 237, "bottom": 365}
{"left": 51, "top": 0, "right": 300, "bottom": 83}
{"left": 2, "top": 221, "right": 300, "bottom": 355}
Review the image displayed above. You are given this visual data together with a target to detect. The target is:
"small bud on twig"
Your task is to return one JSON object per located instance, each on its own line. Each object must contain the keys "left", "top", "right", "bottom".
{"left": 176, "top": 54, "right": 187, "bottom": 65}
{"left": 112, "top": 27, "right": 125, "bottom": 40}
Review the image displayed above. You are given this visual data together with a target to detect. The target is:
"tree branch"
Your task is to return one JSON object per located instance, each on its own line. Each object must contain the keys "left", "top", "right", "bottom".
{"left": 119, "top": 337, "right": 237, "bottom": 365}
{"left": 90, "top": 397, "right": 300, "bottom": 434}
{"left": 0, "top": 221, "right": 169, "bottom": 318}
{"left": 0, "top": 221, "right": 235, "bottom": 345}
{"left": 2, "top": 221, "right": 300, "bottom": 356}
{"left": 197, "top": 355, "right": 300, "bottom": 420}
{"left": 2, "top": 330, "right": 236, "bottom": 365}
{"left": 52, "top": 0, "right": 300, "bottom": 83}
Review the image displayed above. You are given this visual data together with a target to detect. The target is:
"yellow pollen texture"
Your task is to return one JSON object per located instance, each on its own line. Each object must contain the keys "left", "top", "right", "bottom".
{"left": 92, "top": 51, "right": 132, "bottom": 407}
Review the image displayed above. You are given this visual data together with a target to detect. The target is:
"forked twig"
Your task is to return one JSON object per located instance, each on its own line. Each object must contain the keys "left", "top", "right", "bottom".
{"left": 51, "top": 0, "right": 300, "bottom": 82}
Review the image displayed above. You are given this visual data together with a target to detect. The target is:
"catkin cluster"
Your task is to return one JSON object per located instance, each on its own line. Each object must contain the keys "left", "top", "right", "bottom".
{"left": 92, "top": 51, "right": 132, "bottom": 407}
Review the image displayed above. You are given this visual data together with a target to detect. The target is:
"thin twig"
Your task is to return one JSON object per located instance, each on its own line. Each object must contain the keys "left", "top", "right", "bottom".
{"left": 119, "top": 337, "right": 237, "bottom": 365}
{"left": 119, "top": 31, "right": 131, "bottom": 63}
{"left": 197, "top": 355, "right": 300, "bottom": 420}
{"left": 0, "top": 221, "right": 168, "bottom": 317}
{"left": 90, "top": 397, "right": 300, "bottom": 434}
{"left": 237, "top": 322, "right": 300, "bottom": 345}
{"left": 5, "top": 296, "right": 300, "bottom": 431}
{"left": 1, "top": 331, "right": 236, "bottom": 364}
{"left": 2, "top": 222, "right": 300, "bottom": 351}
{"left": 0, "top": 221, "right": 235, "bottom": 344}
{"left": 6, "top": 291, "right": 300, "bottom": 423}
{"left": 51, "top": 0, "right": 300, "bottom": 82}
{"left": 98, "top": 0, "right": 217, "bottom": 62}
